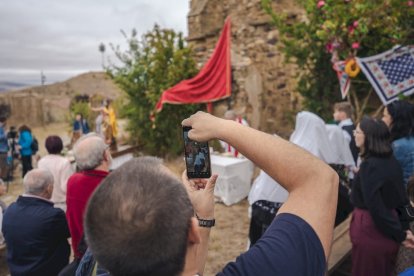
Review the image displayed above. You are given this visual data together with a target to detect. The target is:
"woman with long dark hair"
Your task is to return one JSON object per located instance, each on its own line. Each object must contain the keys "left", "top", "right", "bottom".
{"left": 350, "top": 116, "right": 414, "bottom": 276}
{"left": 383, "top": 100, "right": 414, "bottom": 186}
{"left": 17, "top": 125, "right": 33, "bottom": 177}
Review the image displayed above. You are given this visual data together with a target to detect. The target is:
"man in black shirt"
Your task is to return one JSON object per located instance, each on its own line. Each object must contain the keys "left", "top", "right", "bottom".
{"left": 83, "top": 111, "right": 341, "bottom": 275}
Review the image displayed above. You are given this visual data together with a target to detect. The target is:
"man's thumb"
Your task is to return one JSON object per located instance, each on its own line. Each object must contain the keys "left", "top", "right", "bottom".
{"left": 206, "top": 174, "right": 218, "bottom": 192}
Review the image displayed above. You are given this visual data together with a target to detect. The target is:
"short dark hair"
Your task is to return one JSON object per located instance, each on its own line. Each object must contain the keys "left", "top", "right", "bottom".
{"left": 45, "top": 135, "right": 63, "bottom": 154}
{"left": 85, "top": 157, "right": 194, "bottom": 276}
{"left": 334, "top": 102, "right": 353, "bottom": 118}
{"left": 359, "top": 116, "right": 392, "bottom": 158}
{"left": 386, "top": 100, "right": 414, "bottom": 141}
{"left": 18, "top": 124, "right": 31, "bottom": 133}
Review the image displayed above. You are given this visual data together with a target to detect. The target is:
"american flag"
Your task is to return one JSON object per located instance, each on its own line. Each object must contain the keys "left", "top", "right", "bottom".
{"left": 357, "top": 45, "right": 414, "bottom": 104}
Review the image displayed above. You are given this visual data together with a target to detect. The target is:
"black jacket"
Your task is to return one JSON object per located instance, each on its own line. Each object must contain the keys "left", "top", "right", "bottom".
{"left": 2, "top": 196, "right": 70, "bottom": 276}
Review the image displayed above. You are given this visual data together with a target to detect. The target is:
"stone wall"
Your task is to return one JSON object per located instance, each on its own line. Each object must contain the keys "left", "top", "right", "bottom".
{"left": 187, "top": 0, "right": 304, "bottom": 136}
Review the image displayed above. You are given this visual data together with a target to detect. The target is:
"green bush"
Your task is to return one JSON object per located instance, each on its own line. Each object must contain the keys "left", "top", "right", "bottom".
{"left": 68, "top": 98, "right": 92, "bottom": 130}
{"left": 107, "top": 25, "right": 204, "bottom": 156}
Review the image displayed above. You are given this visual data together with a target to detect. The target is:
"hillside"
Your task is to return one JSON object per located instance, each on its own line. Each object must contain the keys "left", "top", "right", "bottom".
{"left": 0, "top": 72, "right": 123, "bottom": 127}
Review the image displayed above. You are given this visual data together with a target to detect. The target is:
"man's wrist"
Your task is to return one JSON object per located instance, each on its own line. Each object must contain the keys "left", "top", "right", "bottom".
{"left": 194, "top": 211, "right": 214, "bottom": 220}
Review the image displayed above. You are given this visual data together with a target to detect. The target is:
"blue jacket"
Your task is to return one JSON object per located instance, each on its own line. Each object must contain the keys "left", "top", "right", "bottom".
{"left": 393, "top": 136, "right": 414, "bottom": 187}
{"left": 2, "top": 196, "right": 70, "bottom": 276}
{"left": 73, "top": 120, "right": 89, "bottom": 134}
{"left": 0, "top": 126, "right": 8, "bottom": 153}
{"left": 18, "top": 130, "right": 32, "bottom": 156}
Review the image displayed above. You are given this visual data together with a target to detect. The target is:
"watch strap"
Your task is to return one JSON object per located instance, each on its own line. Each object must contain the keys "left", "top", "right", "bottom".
{"left": 195, "top": 213, "right": 215, "bottom": 228}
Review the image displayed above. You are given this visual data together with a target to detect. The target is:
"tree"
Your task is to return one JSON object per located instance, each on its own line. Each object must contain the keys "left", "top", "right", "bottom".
{"left": 107, "top": 25, "right": 203, "bottom": 156}
{"left": 99, "top": 42, "right": 106, "bottom": 68}
{"left": 262, "top": 0, "right": 414, "bottom": 120}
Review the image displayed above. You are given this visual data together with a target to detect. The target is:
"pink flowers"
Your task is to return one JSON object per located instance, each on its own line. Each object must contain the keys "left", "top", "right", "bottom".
{"left": 408, "top": 1, "right": 414, "bottom": 6}
{"left": 348, "top": 21, "right": 359, "bottom": 34}
{"left": 353, "top": 21, "right": 359, "bottom": 28}
{"left": 352, "top": 42, "right": 360, "bottom": 49}
{"left": 326, "top": 42, "right": 333, "bottom": 53}
{"left": 317, "top": 1, "right": 325, "bottom": 8}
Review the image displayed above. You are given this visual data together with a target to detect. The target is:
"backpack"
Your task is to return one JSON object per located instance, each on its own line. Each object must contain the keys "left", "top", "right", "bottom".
{"left": 31, "top": 137, "right": 39, "bottom": 154}
{"left": 0, "top": 126, "right": 7, "bottom": 152}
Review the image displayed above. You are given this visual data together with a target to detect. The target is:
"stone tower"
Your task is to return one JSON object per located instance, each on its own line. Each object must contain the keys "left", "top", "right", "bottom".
{"left": 187, "top": 0, "right": 304, "bottom": 136}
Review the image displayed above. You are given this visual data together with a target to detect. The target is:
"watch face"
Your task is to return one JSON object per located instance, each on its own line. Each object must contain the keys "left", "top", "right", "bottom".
{"left": 198, "top": 218, "right": 215, "bottom": 228}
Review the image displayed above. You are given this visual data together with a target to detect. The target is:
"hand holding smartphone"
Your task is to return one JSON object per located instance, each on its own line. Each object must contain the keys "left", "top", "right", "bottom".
{"left": 183, "top": 126, "right": 211, "bottom": 179}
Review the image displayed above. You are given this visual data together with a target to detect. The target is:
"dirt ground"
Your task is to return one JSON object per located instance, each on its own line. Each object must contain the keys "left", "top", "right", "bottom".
{"left": 0, "top": 122, "right": 251, "bottom": 276}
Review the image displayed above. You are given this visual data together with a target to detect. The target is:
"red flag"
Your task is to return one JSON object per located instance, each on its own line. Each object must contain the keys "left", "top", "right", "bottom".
{"left": 155, "top": 17, "right": 232, "bottom": 112}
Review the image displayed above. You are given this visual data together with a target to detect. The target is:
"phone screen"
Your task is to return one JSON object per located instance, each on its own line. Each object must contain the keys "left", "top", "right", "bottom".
{"left": 183, "top": 126, "right": 211, "bottom": 178}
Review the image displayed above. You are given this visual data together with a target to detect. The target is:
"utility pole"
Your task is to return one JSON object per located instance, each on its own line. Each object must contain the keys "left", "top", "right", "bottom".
{"left": 41, "top": 71, "right": 46, "bottom": 85}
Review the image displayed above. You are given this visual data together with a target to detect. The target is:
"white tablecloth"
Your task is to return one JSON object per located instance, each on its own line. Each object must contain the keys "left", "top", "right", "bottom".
{"left": 211, "top": 155, "right": 254, "bottom": 206}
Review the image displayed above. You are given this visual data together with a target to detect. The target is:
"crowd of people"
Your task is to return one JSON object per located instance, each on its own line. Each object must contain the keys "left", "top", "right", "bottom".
{"left": 0, "top": 119, "right": 38, "bottom": 181}
{"left": 0, "top": 100, "right": 413, "bottom": 275}
{"left": 247, "top": 100, "right": 414, "bottom": 275}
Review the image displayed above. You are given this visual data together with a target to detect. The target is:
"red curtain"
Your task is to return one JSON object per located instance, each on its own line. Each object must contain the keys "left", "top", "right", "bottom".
{"left": 155, "top": 17, "right": 231, "bottom": 112}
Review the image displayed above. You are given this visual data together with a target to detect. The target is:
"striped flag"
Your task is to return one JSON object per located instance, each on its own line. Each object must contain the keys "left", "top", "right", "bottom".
{"left": 333, "top": 61, "right": 351, "bottom": 99}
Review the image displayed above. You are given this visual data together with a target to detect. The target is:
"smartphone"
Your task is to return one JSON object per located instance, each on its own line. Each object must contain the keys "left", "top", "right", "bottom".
{"left": 183, "top": 126, "right": 211, "bottom": 178}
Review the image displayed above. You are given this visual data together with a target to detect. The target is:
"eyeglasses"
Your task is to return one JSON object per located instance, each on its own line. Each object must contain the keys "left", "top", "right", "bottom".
{"left": 353, "top": 130, "right": 364, "bottom": 135}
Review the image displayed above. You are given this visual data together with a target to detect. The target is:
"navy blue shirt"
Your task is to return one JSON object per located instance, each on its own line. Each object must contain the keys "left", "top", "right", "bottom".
{"left": 2, "top": 196, "right": 70, "bottom": 276}
{"left": 218, "top": 213, "right": 326, "bottom": 276}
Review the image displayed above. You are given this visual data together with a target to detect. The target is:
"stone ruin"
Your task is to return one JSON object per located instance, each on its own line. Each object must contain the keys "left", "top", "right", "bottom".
{"left": 187, "top": 0, "right": 304, "bottom": 136}
{"left": 0, "top": 72, "right": 122, "bottom": 127}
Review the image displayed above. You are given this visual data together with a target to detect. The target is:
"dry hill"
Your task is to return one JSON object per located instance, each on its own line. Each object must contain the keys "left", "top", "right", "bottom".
{"left": 0, "top": 72, "right": 123, "bottom": 127}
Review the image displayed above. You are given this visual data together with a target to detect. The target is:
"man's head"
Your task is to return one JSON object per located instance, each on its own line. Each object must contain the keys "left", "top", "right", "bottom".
{"left": 75, "top": 113, "right": 82, "bottom": 121}
{"left": 0, "top": 117, "right": 6, "bottom": 127}
{"left": 73, "top": 133, "right": 111, "bottom": 171}
{"left": 84, "top": 157, "right": 194, "bottom": 276}
{"left": 333, "top": 102, "right": 353, "bottom": 122}
{"left": 23, "top": 169, "right": 54, "bottom": 199}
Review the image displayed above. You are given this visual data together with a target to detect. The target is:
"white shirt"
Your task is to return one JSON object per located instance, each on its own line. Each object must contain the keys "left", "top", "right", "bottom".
{"left": 325, "top": 124, "right": 355, "bottom": 167}
{"left": 22, "top": 194, "right": 54, "bottom": 204}
{"left": 37, "top": 154, "right": 74, "bottom": 205}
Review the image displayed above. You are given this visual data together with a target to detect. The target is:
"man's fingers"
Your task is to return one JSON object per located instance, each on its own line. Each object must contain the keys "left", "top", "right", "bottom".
{"left": 181, "top": 118, "right": 191, "bottom": 127}
{"left": 205, "top": 174, "right": 218, "bottom": 192}
{"left": 181, "top": 170, "right": 195, "bottom": 190}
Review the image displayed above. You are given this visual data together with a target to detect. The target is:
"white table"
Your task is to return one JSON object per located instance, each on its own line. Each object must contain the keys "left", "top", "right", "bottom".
{"left": 211, "top": 155, "right": 254, "bottom": 206}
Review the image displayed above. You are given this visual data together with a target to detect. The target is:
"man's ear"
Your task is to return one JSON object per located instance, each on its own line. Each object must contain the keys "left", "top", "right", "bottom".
{"left": 188, "top": 217, "right": 201, "bottom": 244}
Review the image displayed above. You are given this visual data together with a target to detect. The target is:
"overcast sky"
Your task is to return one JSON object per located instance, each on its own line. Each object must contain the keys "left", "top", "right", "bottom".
{"left": 0, "top": 0, "right": 188, "bottom": 87}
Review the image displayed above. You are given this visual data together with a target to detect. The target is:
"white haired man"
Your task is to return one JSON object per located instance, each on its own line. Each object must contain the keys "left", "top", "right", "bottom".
{"left": 2, "top": 169, "right": 70, "bottom": 276}
{"left": 66, "top": 133, "right": 112, "bottom": 260}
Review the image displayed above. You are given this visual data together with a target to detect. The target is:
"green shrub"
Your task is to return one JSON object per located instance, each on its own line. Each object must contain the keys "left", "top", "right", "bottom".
{"left": 107, "top": 25, "right": 204, "bottom": 156}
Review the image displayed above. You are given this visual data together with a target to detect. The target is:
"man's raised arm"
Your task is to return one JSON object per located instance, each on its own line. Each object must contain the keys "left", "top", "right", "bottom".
{"left": 182, "top": 112, "right": 338, "bottom": 259}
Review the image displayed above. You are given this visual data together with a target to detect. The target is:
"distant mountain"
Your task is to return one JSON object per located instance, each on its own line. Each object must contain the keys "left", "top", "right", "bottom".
{"left": 0, "top": 81, "right": 31, "bottom": 93}
{"left": 0, "top": 71, "right": 123, "bottom": 127}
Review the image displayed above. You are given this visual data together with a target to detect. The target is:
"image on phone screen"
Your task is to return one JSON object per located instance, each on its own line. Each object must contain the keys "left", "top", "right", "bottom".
{"left": 183, "top": 126, "right": 211, "bottom": 178}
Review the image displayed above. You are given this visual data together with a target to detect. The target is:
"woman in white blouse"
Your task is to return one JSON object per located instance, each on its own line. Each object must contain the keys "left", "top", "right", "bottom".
{"left": 37, "top": 136, "right": 74, "bottom": 211}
